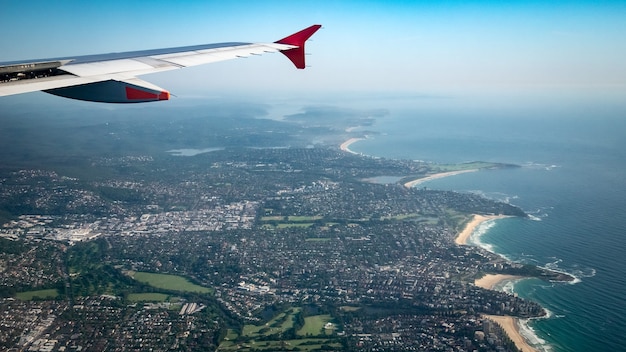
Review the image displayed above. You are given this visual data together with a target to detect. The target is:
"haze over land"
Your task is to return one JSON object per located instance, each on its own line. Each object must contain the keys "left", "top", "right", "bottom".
{"left": 1, "top": 96, "right": 574, "bottom": 351}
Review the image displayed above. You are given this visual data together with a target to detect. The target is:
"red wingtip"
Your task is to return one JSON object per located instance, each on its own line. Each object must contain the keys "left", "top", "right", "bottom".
{"left": 275, "top": 24, "right": 322, "bottom": 69}
{"left": 125, "top": 86, "right": 170, "bottom": 101}
{"left": 158, "top": 91, "right": 170, "bottom": 101}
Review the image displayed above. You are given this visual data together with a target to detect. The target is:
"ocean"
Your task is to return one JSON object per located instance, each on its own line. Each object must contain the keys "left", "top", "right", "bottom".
{"left": 345, "top": 94, "right": 626, "bottom": 352}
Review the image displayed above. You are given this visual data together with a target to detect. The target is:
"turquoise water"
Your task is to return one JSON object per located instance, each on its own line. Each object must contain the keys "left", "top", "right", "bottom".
{"left": 348, "top": 98, "right": 626, "bottom": 352}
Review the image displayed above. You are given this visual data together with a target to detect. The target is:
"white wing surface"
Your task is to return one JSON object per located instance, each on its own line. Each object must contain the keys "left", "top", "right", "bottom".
{"left": 0, "top": 25, "right": 321, "bottom": 103}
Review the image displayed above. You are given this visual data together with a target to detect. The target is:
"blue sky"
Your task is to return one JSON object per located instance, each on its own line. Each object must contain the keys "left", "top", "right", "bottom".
{"left": 2, "top": 0, "right": 625, "bottom": 100}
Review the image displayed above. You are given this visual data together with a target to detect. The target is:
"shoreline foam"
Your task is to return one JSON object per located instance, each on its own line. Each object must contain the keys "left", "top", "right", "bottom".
{"left": 403, "top": 169, "right": 478, "bottom": 188}
{"left": 474, "top": 274, "right": 525, "bottom": 290}
{"left": 464, "top": 218, "right": 544, "bottom": 352}
{"left": 338, "top": 137, "right": 546, "bottom": 351}
{"left": 483, "top": 314, "right": 539, "bottom": 352}
{"left": 455, "top": 214, "right": 510, "bottom": 246}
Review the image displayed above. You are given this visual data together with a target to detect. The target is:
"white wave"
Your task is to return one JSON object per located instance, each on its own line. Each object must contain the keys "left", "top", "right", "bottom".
{"left": 500, "top": 280, "right": 517, "bottom": 295}
{"left": 497, "top": 252, "right": 514, "bottom": 262}
{"left": 519, "top": 253, "right": 539, "bottom": 262}
{"left": 518, "top": 318, "right": 552, "bottom": 351}
{"left": 492, "top": 282, "right": 556, "bottom": 352}
{"left": 469, "top": 221, "right": 519, "bottom": 262}
{"left": 541, "top": 307, "right": 554, "bottom": 319}
{"left": 468, "top": 221, "right": 496, "bottom": 248}
{"left": 537, "top": 258, "right": 595, "bottom": 285}
{"left": 564, "top": 267, "right": 593, "bottom": 285}
{"left": 525, "top": 206, "right": 553, "bottom": 220}
{"left": 568, "top": 265, "right": 596, "bottom": 279}
{"left": 502, "top": 195, "right": 520, "bottom": 204}
{"left": 544, "top": 258, "right": 563, "bottom": 269}
{"left": 521, "top": 162, "right": 562, "bottom": 171}
{"left": 568, "top": 277, "right": 582, "bottom": 285}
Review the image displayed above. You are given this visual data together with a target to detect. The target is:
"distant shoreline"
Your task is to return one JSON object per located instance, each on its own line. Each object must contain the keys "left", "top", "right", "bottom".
{"left": 339, "top": 137, "right": 542, "bottom": 352}
{"left": 403, "top": 169, "right": 478, "bottom": 188}
{"left": 339, "top": 137, "right": 365, "bottom": 155}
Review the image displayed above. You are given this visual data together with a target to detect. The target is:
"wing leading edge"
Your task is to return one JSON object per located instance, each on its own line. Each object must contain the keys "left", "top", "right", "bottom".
{"left": 0, "top": 25, "right": 321, "bottom": 103}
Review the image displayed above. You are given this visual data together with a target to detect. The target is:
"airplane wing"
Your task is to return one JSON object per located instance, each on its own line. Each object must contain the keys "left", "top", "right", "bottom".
{"left": 0, "top": 25, "right": 321, "bottom": 103}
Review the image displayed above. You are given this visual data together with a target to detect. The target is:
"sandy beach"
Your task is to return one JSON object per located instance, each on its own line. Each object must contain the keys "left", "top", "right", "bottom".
{"left": 477, "top": 275, "right": 537, "bottom": 352}
{"left": 403, "top": 169, "right": 478, "bottom": 188}
{"left": 455, "top": 214, "right": 510, "bottom": 245}
{"left": 338, "top": 137, "right": 540, "bottom": 351}
{"left": 484, "top": 314, "right": 538, "bottom": 352}
{"left": 474, "top": 274, "right": 525, "bottom": 290}
{"left": 339, "top": 138, "right": 365, "bottom": 154}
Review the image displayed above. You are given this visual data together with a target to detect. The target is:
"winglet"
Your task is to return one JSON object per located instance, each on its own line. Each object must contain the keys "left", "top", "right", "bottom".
{"left": 275, "top": 24, "right": 322, "bottom": 69}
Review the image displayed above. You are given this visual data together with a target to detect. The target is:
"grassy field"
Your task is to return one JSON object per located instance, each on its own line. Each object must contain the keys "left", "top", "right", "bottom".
{"left": 218, "top": 339, "right": 341, "bottom": 351}
{"left": 276, "top": 223, "right": 313, "bottom": 228}
{"left": 445, "top": 209, "right": 473, "bottom": 230}
{"left": 223, "top": 329, "right": 239, "bottom": 341}
{"left": 297, "top": 315, "right": 334, "bottom": 336}
{"left": 259, "top": 216, "right": 285, "bottom": 221}
{"left": 381, "top": 213, "right": 420, "bottom": 220}
{"left": 131, "top": 272, "right": 212, "bottom": 293}
{"left": 219, "top": 308, "right": 340, "bottom": 351}
{"left": 287, "top": 216, "right": 323, "bottom": 222}
{"left": 260, "top": 215, "right": 324, "bottom": 230}
{"left": 16, "top": 289, "right": 59, "bottom": 300}
{"left": 126, "top": 293, "right": 169, "bottom": 302}
{"left": 242, "top": 308, "right": 300, "bottom": 337}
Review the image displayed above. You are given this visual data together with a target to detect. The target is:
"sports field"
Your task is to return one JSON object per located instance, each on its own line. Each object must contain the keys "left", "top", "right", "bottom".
{"left": 131, "top": 272, "right": 212, "bottom": 293}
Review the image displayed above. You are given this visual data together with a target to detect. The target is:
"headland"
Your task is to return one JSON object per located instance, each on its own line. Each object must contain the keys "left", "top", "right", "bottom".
{"left": 404, "top": 169, "right": 478, "bottom": 188}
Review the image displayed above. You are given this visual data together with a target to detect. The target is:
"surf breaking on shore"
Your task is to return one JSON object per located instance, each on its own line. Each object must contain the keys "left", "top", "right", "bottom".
{"left": 455, "top": 214, "right": 510, "bottom": 246}
{"left": 458, "top": 216, "right": 543, "bottom": 352}
{"left": 339, "top": 137, "right": 545, "bottom": 351}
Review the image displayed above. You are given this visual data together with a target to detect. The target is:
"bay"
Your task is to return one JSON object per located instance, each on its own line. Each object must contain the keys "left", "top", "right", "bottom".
{"left": 348, "top": 97, "right": 626, "bottom": 352}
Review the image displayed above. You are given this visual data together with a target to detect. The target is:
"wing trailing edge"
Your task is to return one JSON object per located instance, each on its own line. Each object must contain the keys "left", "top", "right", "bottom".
{"left": 45, "top": 78, "right": 170, "bottom": 103}
{"left": 0, "top": 24, "right": 321, "bottom": 103}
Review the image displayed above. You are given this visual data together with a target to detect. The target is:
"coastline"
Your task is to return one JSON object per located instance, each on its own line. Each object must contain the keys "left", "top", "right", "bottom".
{"left": 483, "top": 314, "right": 539, "bottom": 352}
{"left": 455, "top": 214, "right": 510, "bottom": 246}
{"left": 339, "top": 136, "right": 548, "bottom": 352}
{"left": 474, "top": 274, "right": 525, "bottom": 290}
{"left": 339, "top": 137, "right": 365, "bottom": 155}
{"left": 462, "top": 217, "right": 542, "bottom": 352}
{"left": 403, "top": 169, "right": 478, "bottom": 188}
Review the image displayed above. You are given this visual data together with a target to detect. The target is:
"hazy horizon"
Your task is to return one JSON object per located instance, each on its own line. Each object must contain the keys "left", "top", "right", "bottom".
{"left": 2, "top": 0, "right": 625, "bottom": 100}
